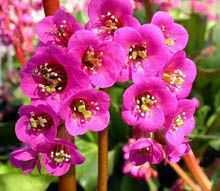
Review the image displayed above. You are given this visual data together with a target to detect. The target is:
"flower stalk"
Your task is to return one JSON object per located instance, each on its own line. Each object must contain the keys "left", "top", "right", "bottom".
{"left": 183, "top": 150, "right": 212, "bottom": 191}
{"left": 144, "top": 0, "right": 153, "bottom": 21}
{"left": 98, "top": 129, "right": 108, "bottom": 191}
{"left": 168, "top": 162, "right": 201, "bottom": 191}
{"left": 42, "top": 1, "right": 77, "bottom": 191}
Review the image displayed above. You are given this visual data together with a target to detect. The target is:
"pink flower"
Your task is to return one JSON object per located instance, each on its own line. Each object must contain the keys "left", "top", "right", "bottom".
{"left": 165, "top": 142, "right": 190, "bottom": 162}
{"left": 36, "top": 8, "right": 82, "bottom": 47}
{"left": 114, "top": 24, "right": 169, "bottom": 82}
{"left": 86, "top": 0, "right": 140, "bottom": 39}
{"left": 38, "top": 139, "right": 85, "bottom": 176}
{"left": 122, "top": 78, "right": 177, "bottom": 132}
{"left": 20, "top": 46, "right": 90, "bottom": 109}
{"left": 68, "top": 30, "right": 125, "bottom": 88}
{"left": 15, "top": 102, "right": 60, "bottom": 148}
{"left": 153, "top": 0, "right": 180, "bottom": 11}
{"left": 60, "top": 89, "right": 110, "bottom": 136}
{"left": 151, "top": 11, "right": 188, "bottom": 53}
{"left": 165, "top": 98, "right": 199, "bottom": 146}
{"left": 123, "top": 138, "right": 165, "bottom": 165}
{"left": 161, "top": 51, "right": 197, "bottom": 98}
{"left": 10, "top": 147, "right": 40, "bottom": 174}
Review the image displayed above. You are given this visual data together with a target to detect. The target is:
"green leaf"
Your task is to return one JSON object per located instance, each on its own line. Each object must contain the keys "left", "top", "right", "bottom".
{"left": 76, "top": 138, "right": 115, "bottom": 191}
{"left": 0, "top": 164, "right": 53, "bottom": 191}
{"left": 209, "top": 139, "right": 220, "bottom": 151}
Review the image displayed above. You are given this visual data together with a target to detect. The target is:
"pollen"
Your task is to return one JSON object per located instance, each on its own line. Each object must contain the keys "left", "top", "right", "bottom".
{"left": 129, "top": 44, "right": 148, "bottom": 61}
{"left": 100, "top": 12, "right": 122, "bottom": 34}
{"left": 171, "top": 112, "right": 186, "bottom": 132}
{"left": 163, "top": 69, "right": 185, "bottom": 90}
{"left": 50, "top": 149, "right": 71, "bottom": 164}
{"left": 29, "top": 112, "right": 52, "bottom": 132}
{"left": 72, "top": 99, "right": 93, "bottom": 121}
{"left": 165, "top": 38, "right": 175, "bottom": 46}
{"left": 33, "top": 62, "right": 67, "bottom": 95}
{"left": 136, "top": 94, "right": 157, "bottom": 117}
{"left": 82, "top": 47, "right": 103, "bottom": 73}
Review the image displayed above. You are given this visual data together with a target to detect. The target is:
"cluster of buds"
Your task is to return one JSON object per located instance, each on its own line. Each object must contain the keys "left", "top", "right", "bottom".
{"left": 10, "top": 0, "right": 197, "bottom": 180}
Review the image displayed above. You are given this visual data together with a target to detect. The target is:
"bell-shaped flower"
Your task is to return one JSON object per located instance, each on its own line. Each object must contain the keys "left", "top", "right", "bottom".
{"left": 151, "top": 11, "right": 188, "bottom": 53}
{"left": 68, "top": 30, "right": 125, "bottom": 88}
{"left": 36, "top": 8, "right": 82, "bottom": 47}
{"left": 122, "top": 78, "right": 177, "bottom": 131}
{"left": 86, "top": 0, "right": 140, "bottom": 39}
{"left": 60, "top": 89, "right": 110, "bottom": 136}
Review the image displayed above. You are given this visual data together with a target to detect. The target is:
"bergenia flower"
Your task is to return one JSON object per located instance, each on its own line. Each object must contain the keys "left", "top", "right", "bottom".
{"left": 60, "top": 89, "right": 110, "bottom": 136}
{"left": 38, "top": 139, "right": 84, "bottom": 176}
{"left": 152, "top": 0, "right": 180, "bottom": 11}
{"left": 68, "top": 30, "right": 125, "bottom": 88}
{"left": 86, "top": 0, "right": 140, "bottom": 39}
{"left": 165, "top": 142, "right": 190, "bottom": 162}
{"left": 123, "top": 138, "right": 158, "bottom": 180}
{"left": 36, "top": 8, "right": 82, "bottom": 47}
{"left": 161, "top": 51, "right": 196, "bottom": 98}
{"left": 122, "top": 78, "right": 177, "bottom": 131}
{"left": 124, "top": 138, "right": 165, "bottom": 165}
{"left": 15, "top": 103, "right": 60, "bottom": 148}
{"left": 114, "top": 24, "right": 169, "bottom": 82}
{"left": 151, "top": 11, "right": 188, "bottom": 53}
{"left": 20, "top": 46, "right": 90, "bottom": 107}
{"left": 165, "top": 98, "right": 199, "bottom": 145}
{"left": 10, "top": 147, "right": 40, "bottom": 174}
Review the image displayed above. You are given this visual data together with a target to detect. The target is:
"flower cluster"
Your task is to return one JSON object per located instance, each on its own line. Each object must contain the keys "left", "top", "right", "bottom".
{"left": 10, "top": 0, "right": 197, "bottom": 179}
{"left": 121, "top": 11, "right": 198, "bottom": 180}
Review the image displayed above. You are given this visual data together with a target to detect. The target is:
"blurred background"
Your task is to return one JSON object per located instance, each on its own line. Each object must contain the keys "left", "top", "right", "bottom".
{"left": 0, "top": 0, "right": 220, "bottom": 190}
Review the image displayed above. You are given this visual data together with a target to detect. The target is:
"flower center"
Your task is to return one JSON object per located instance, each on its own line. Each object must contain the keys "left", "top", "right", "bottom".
{"left": 163, "top": 69, "right": 185, "bottom": 90}
{"left": 165, "top": 38, "right": 175, "bottom": 46}
{"left": 33, "top": 62, "right": 67, "bottom": 95}
{"left": 129, "top": 44, "right": 148, "bottom": 61}
{"left": 82, "top": 47, "right": 103, "bottom": 73}
{"left": 171, "top": 112, "right": 186, "bottom": 132}
{"left": 71, "top": 99, "right": 93, "bottom": 122}
{"left": 100, "top": 12, "right": 122, "bottom": 34}
{"left": 29, "top": 112, "right": 53, "bottom": 132}
{"left": 136, "top": 94, "right": 157, "bottom": 117}
{"left": 50, "top": 147, "right": 71, "bottom": 164}
{"left": 52, "top": 20, "right": 73, "bottom": 47}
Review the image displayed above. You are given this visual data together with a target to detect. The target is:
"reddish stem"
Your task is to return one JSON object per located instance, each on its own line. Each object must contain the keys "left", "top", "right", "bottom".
{"left": 183, "top": 150, "right": 212, "bottom": 191}
{"left": 168, "top": 162, "right": 201, "bottom": 191}
{"left": 144, "top": 0, "right": 153, "bottom": 22}
{"left": 98, "top": 129, "right": 108, "bottom": 191}
{"left": 42, "top": 1, "right": 76, "bottom": 191}
{"left": 42, "top": 0, "right": 60, "bottom": 16}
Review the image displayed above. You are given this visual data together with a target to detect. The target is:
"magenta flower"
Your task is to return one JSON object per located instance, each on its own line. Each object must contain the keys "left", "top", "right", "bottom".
{"left": 36, "top": 8, "right": 82, "bottom": 47}
{"left": 114, "top": 24, "right": 169, "bottom": 82}
{"left": 10, "top": 147, "right": 40, "bottom": 174}
{"left": 122, "top": 78, "right": 177, "bottom": 131}
{"left": 123, "top": 161, "right": 157, "bottom": 181}
{"left": 123, "top": 138, "right": 158, "bottom": 180}
{"left": 124, "top": 138, "right": 164, "bottom": 165}
{"left": 165, "top": 98, "right": 199, "bottom": 145}
{"left": 165, "top": 142, "right": 189, "bottom": 162}
{"left": 38, "top": 139, "right": 85, "bottom": 176}
{"left": 161, "top": 51, "right": 197, "bottom": 98}
{"left": 68, "top": 30, "right": 125, "bottom": 88}
{"left": 151, "top": 11, "right": 188, "bottom": 53}
{"left": 86, "top": 0, "right": 140, "bottom": 39}
{"left": 15, "top": 102, "right": 60, "bottom": 148}
{"left": 20, "top": 46, "right": 90, "bottom": 108}
{"left": 60, "top": 89, "right": 110, "bottom": 136}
